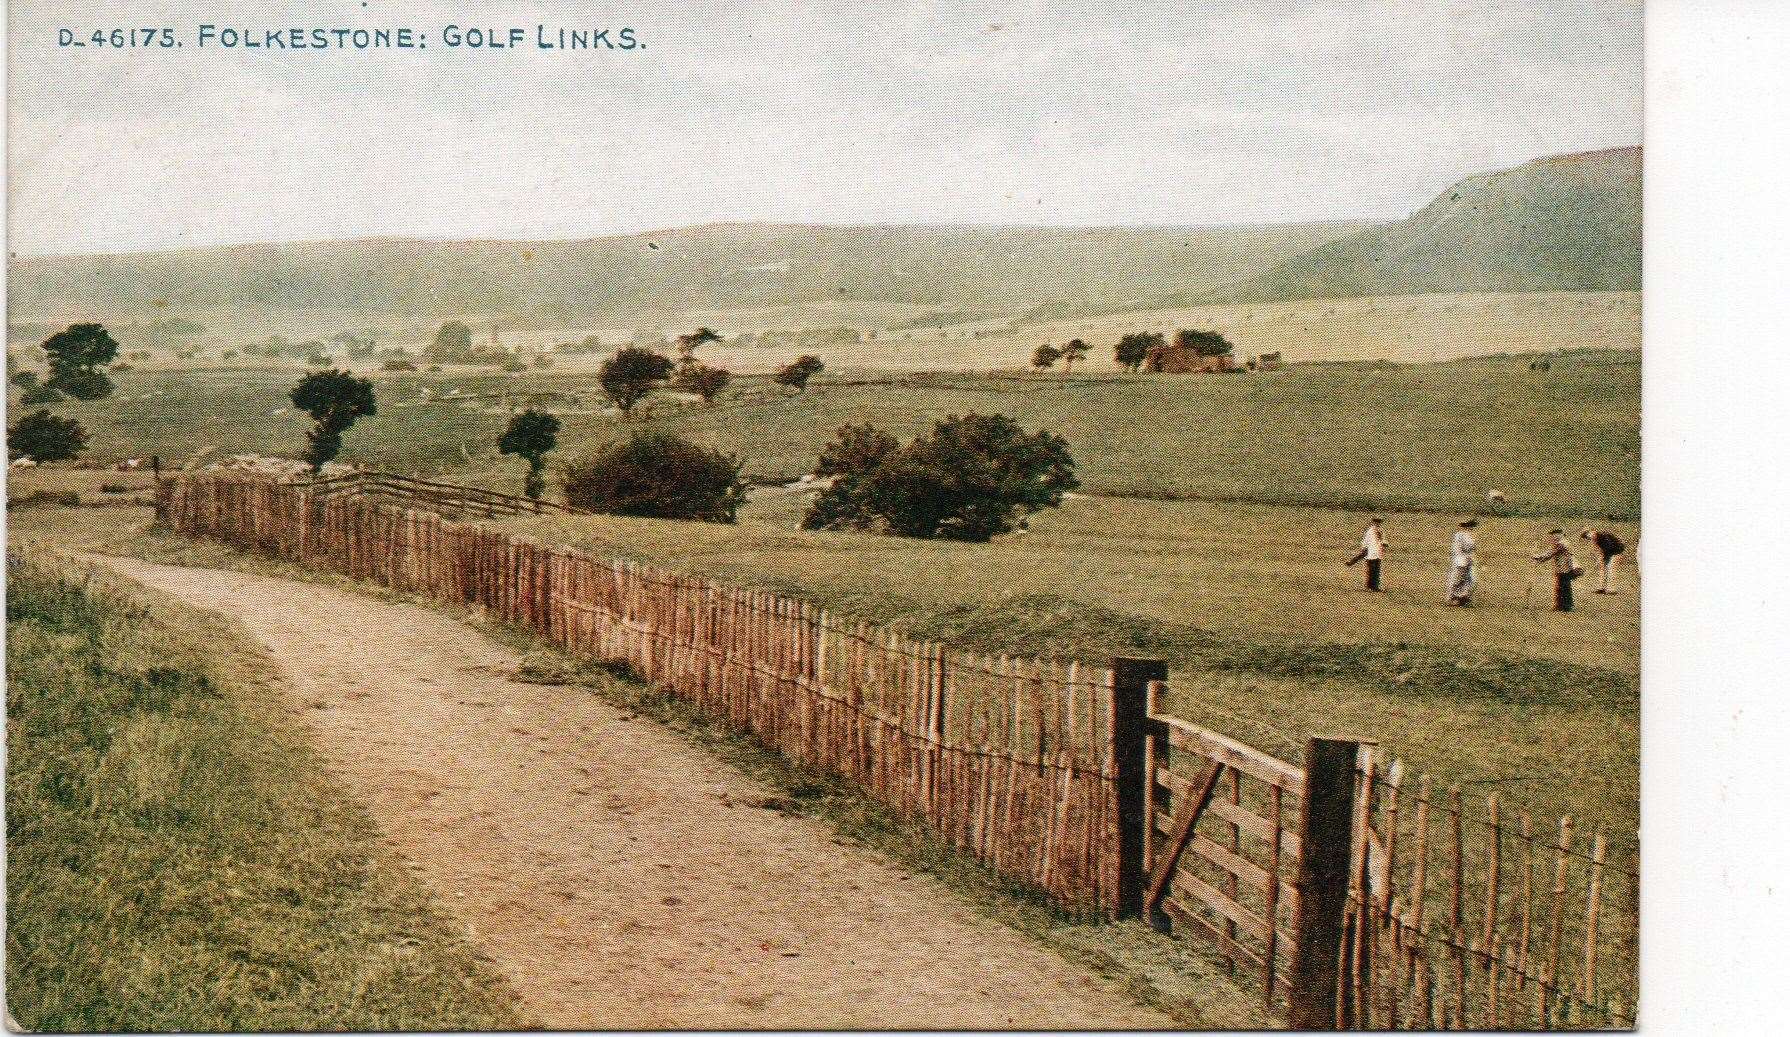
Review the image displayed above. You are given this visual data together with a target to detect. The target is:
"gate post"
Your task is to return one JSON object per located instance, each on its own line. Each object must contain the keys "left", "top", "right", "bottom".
{"left": 1111, "top": 656, "right": 1166, "bottom": 918}
{"left": 1288, "top": 736, "right": 1367, "bottom": 1030}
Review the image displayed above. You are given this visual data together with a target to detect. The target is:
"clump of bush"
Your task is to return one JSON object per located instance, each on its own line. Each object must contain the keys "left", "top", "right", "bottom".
{"left": 6, "top": 489, "right": 83, "bottom": 510}
{"left": 562, "top": 434, "right": 745, "bottom": 523}
{"left": 801, "top": 413, "right": 1078, "bottom": 542}
{"left": 674, "top": 362, "right": 731, "bottom": 406}
{"left": 774, "top": 355, "right": 825, "bottom": 391}
{"left": 19, "top": 384, "right": 64, "bottom": 405}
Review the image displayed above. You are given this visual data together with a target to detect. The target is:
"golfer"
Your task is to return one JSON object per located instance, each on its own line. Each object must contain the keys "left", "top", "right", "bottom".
{"left": 1580, "top": 527, "right": 1628, "bottom": 593}
{"left": 1533, "top": 528, "right": 1582, "bottom": 612}
{"left": 1346, "top": 517, "right": 1388, "bottom": 591}
{"left": 1448, "top": 519, "right": 1479, "bottom": 606}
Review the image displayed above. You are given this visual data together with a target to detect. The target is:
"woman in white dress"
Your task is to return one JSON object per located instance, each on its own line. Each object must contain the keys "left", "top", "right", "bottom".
{"left": 1448, "top": 519, "right": 1479, "bottom": 605}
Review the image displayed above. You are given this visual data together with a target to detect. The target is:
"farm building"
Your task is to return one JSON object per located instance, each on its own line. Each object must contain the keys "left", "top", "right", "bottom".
{"left": 1143, "top": 344, "right": 1237, "bottom": 373}
{"left": 1254, "top": 351, "right": 1283, "bottom": 370}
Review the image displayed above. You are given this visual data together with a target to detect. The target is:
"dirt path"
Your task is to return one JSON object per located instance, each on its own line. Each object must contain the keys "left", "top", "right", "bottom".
{"left": 87, "top": 556, "right": 1172, "bottom": 1030}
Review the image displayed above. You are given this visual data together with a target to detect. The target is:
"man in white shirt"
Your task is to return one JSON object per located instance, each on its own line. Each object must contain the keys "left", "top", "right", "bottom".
{"left": 1448, "top": 519, "right": 1479, "bottom": 606}
{"left": 1346, "top": 517, "right": 1387, "bottom": 591}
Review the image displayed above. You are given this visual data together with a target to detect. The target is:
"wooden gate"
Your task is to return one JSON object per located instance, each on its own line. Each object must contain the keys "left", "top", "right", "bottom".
{"left": 1136, "top": 678, "right": 1368, "bottom": 1028}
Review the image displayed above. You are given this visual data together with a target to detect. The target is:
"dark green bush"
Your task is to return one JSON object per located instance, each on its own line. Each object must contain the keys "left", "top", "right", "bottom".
{"left": 562, "top": 434, "right": 745, "bottom": 523}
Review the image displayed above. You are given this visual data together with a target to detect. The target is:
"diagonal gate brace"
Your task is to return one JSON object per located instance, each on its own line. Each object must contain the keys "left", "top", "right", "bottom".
{"left": 1144, "top": 758, "right": 1227, "bottom": 913}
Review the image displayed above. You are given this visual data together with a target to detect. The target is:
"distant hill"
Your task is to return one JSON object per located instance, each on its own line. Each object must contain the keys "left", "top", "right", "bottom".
{"left": 8, "top": 148, "right": 1640, "bottom": 326}
{"left": 6, "top": 223, "right": 1364, "bottom": 325}
{"left": 1195, "top": 147, "right": 1641, "bottom": 304}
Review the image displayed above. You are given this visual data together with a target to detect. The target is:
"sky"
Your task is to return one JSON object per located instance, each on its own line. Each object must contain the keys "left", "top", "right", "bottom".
{"left": 6, "top": 0, "right": 1642, "bottom": 255}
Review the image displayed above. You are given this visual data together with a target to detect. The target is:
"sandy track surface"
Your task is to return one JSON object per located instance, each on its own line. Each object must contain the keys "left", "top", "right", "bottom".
{"left": 87, "top": 556, "right": 1171, "bottom": 1030}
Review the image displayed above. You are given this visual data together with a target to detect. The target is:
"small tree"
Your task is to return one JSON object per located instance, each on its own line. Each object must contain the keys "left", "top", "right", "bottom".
{"left": 289, "top": 369, "right": 377, "bottom": 473}
{"left": 42, "top": 323, "right": 119, "bottom": 400}
{"left": 675, "top": 327, "right": 723, "bottom": 368}
{"left": 426, "top": 320, "right": 473, "bottom": 362}
{"left": 8, "top": 409, "right": 87, "bottom": 463}
{"left": 10, "top": 370, "right": 39, "bottom": 389}
{"left": 802, "top": 414, "right": 1078, "bottom": 542}
{"left": 674, "top": 362, "right": 732, "bottom": 406}
{"left": 561, "top": 434, "right": 745, "bottom": 523}
{"left": 1115, "top": 331, "right": 1162, "bottom": 372}
{"left": 599, "top": 347, "right": 675, "bottom": 416}
{"left": 1060, "top": 339, "right": 1091, "bottom": 374}
{"left": 1031, "top": 343, "right": 1061, "bottom": 372}
{"left": 498, "top": 408, "right": 561, "bottom": 499}
{"left": 774, "top": 355, "right": 826, "bottom": 391}
{"left": 1176, "top": 328, "right": 1234, "bottom": 357}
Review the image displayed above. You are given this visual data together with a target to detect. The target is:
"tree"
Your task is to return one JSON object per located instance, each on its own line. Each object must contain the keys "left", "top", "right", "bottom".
{"left": 1115, "top": 331, "right": 1162, "bottom": 372}
{"left": 1059, "top": 339, "right": 1091, "bottom": 374}
{"left": 802, "top": 414, "right": 1079, "bottom": 542}
{"left": 774, "top": 355, "right": 826, "bottom": 391}
{"left": 498, "top": 409, "right": 561, "bottom": 499}
{"left": 8, "top": 409, "right": 87, "bottom": 463}
{"left": 674, "top": 362, "right": 732, "bottom": 406}
{"left": 1031, "top": 343, "right": 1061, "bottom": 372}
{"left": 20, "top": 384, "right": 64, "bottom": 405}
{"left": 289, "top": 369, "right": 377, "bottom": 473}
{"left": 426, "top": 321, "right": 473, "bottom": 361}
{"left": 675, "top": 327, "right": 723, "bottom": 368}
{"left": 561, "top": 434, "right": 745, "bottom": 523}
{"left": 598, "top": 347, "right": 675, "bottom": 416}
{"left": 42, "top": 323, "right": 118, "bottom": 400}
{"left": 10, "top": 370, "right": 39, "bottom": 389}
{"left": 1175, "top": 328, "right": 1234, "bottom": 357}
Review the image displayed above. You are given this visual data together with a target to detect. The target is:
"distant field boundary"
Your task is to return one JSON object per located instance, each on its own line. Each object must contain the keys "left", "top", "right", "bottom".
{"left": 155, "top": 473, "right": 1636, "bottom": 1029}
{"left": 304, "top": 469, "right": 587, "bottom": 519}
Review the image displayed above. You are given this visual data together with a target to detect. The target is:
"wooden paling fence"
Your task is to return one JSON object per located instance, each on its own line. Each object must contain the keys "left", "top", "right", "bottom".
{"left": 156, "top": 472, "right": 1639, "bottom": 1029}
{"left": 1338, "top": 753, "right": 1638, "bottom": 1030}
{"left": 157, "top": 474, "right": 1123, "bottom": 907}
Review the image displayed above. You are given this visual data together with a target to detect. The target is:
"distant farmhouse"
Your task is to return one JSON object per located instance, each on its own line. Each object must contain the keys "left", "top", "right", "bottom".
{"left": 1143, "top": 342, "right": 1236, "bottom": 373}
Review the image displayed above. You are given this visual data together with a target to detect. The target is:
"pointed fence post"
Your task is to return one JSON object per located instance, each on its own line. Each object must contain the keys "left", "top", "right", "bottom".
{"left": 1288, "top": 735, "right": 1370, "bottom": 1030}
{"left": 1111, "top": 656, "right": 1166, "bottom": 918}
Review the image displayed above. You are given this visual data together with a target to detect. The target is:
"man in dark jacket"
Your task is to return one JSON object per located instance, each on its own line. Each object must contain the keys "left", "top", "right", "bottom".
{"left": 1580, "top": 528, "right": 1628, "bottom": 594}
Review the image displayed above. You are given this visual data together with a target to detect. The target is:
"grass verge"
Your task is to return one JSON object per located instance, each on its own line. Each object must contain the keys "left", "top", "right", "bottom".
{"left": 4, "top": 551, "right": 528, "bottom": 1032}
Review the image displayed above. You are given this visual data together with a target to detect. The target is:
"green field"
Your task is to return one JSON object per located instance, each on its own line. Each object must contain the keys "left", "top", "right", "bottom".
{"left": 485, "top": 491, "right": 1637, "bottom": 835}
{"left": 7, "top": 340, "right": 1641, "bottom": 881}
{"left": 4, "top": 553, "right": 526, "bottom": 1032}
{"left": 17, "top": 347, "right": 1639, "bottom": 521}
